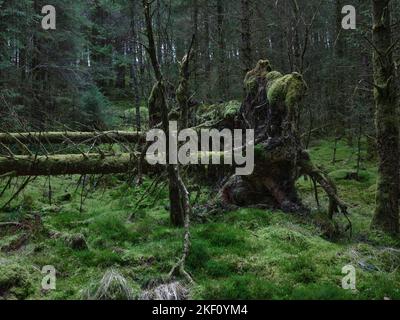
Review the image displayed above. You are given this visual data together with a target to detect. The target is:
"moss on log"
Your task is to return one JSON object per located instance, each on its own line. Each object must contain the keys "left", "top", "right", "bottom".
{"left": 0, "top": 152, "right": 232, "bottom": 177}
{"left": 0, "top": 153, "right": 142, "bottom": 177}
{"left": 0, "top": 131, "right": 144, "bottom": 145}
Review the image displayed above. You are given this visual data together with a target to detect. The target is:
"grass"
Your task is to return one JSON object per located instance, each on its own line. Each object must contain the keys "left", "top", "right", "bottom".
{"left": 0, "top": 139, "right": 399, "bottom": 300}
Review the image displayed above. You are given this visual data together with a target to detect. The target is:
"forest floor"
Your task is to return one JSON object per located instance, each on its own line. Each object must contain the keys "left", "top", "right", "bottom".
{"left": 0, "top": 139, "right": 399, "bottom": 300}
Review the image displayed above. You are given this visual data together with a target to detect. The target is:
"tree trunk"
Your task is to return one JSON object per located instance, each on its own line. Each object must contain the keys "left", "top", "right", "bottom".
{"left": 202, "top": 0, "right": 211, "bottom": 101}
{"left": 0, "top": 131, "right": 144, "bottom": 145}
{"left": 115, "top": 39, "right": 126, "bottom": 89}
{"left": 371, "top": 0, "right": 399, "bottom": 234}
{"left": 0, "top": 153, "right": 145, "bottom": 177}
{"left": 216, "top": 0, "right": 228, "bottom": 99}
{"left": 240, "top": 0, "right": 253, "bottom": 78}
{"left": 143, "top": 0, "right": 188, "bottom": 227}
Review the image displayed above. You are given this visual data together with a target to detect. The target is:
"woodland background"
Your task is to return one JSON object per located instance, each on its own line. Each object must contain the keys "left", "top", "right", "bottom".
{"left": 2, "top": 0, "right": 398, "bottom": 138}
{"left": 0, "top": 0, "right": 400, "bottom": 300}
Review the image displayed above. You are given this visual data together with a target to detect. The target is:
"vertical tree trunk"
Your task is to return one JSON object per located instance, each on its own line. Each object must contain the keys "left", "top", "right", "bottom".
{"left": 129, "top": 1, "right": 142, "bottom": 131}
{"left": 203, "top": 0, "right": 211, "bottom": 100}
{"left": 290, "top": 0, "right": 301, "bottom": 72}
{"left": 115, "top": 39, "right": 126, "bottom": 89}
{"left": 333, "top": 0, "right": 345, "bottom": 137}
{"left": 143, "top": 0, "right": 187, "bottom": 227}
{"left": 216, "top": 0, "right": 228, "bottom": 99}
{"left": 156, "top": 0, "right": 163, "bottom": 65}
{"left": 192, "top": 0, "right": 199, "bottom": 89}
{"left": 240, "top": 0, "right": 253, "bottom": 78}
{"left": 371, "top": 0, "right": 399, "bottom": 234}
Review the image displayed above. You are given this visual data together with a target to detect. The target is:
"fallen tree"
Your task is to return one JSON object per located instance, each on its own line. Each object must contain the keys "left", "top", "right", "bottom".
{"left": 0, "top": 59, "right": 349, "bottom": 229}
{"left": 0, "top": 152, "right": 232, "bottom": 177}
{"left": 218, "top": 60, "right": 350, "bottom": 225}
{"left": 0, "top": 131, "right": 144, "bottom": 145}
{"left": 0, "top": 153, "right": 143, "bottom": 177}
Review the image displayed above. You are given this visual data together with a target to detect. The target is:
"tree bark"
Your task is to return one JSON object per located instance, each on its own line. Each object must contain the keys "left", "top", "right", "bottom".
{"left": 0, "top": 153, "right": 144, "bottom": 177}
{"left": 371, "top": 0, "right": 399, "bottom": 234}
{"left": 0, "top": 131, "right": 144, "bottom": 145}
{"left": 202, "top": 0, "right": 211, "bottom": 100}
{"left": 216, "top": 0, "right": 228, "bottom": 99}
{"left": 143, "top": 0, "right": 187, "bottom": 227}
{"left": 240, "top": 0, "right": 253, "bottom": 77}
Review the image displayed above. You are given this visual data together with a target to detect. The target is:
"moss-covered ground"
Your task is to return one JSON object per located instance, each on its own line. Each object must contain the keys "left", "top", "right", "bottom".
{"left": 0, "top": 139, "right": 399, "bottom": 300}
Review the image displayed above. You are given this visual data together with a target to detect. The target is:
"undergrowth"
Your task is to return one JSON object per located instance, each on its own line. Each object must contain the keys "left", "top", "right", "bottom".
{"left": 0, "top": 139, "right": 399, "bottom": 300}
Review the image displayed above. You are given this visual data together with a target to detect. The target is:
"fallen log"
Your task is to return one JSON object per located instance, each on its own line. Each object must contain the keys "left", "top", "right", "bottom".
{"left": 0, "top": 153, "right": 143, "bottom": 177}
{"left": 0, "top": 152, "right": 230, "bottom": 177}
{"left": 0, "top": 131, "right": 144, "bottom": 145}
{"left": 218, "top": 59, "right": 349, "bottom": 224}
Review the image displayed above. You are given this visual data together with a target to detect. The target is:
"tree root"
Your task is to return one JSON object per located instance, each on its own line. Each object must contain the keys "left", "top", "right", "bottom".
{"left": 299, "top": 152, "right": 352, "bottom": 237}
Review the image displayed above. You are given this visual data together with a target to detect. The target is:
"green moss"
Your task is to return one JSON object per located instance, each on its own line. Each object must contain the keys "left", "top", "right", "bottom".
{"left": 0, "top": 263, "right": 34, "bottom": 299}
{"left": 223, "top": 100, "right": 241, "bottom": 118}
{"left": 266, "top": 71, "right": 283, "bottom": 83}
{"left": 254, "top": 143, "right": 268, "bottom": 159}
{"left": 197, "top": 223, "right": 249, "bottom": 248}
{"left": 290, "top": 283, "right": 354, "bottom": 300}
{"left": 267, "top": 72, "right": 307, "bottom": 108}
{"left": 1, "top": 139, "right": 400, "bottom": 300}
{"left": 198, "top": 100, "right": 241, "bottom": 123}
{"left": 244, "top": 59, "right": 272, "bottom": 93}
{"left": 199, "top": 275, "right": 285, "bottom": 300}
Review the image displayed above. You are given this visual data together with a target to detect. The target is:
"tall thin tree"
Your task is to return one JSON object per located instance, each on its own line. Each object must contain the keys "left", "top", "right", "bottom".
{"left": 371, "top": 0, "right": 399, "bottom": 234}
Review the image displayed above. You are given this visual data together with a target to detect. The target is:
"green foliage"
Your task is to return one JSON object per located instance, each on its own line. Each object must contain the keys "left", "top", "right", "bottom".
{"left": 0, "top": 262, "right": 34, "bottom": 299}
{"left": 79, "top": 86, "right": 110, "bottom": 128}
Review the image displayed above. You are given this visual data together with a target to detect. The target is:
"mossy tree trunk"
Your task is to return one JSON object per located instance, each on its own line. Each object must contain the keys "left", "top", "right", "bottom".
{"left": 0, "top": 131, "right": 144, "bottom": 145}
{"left": 177, "top": 35, "right": 195, "bottom": 130}
{"left": 143, "top": 0, "right": 187, "bottom": 227}
{"left": 370, "top": 0, "right": 399, "bottom": 234}
{"left": 0, "top": 153, "right": 144, "bottom": 177}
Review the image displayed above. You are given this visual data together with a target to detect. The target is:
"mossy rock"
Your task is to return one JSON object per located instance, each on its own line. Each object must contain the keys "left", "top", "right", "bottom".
{"left": 0, "top": 263, "right": 34, "bottom": 299}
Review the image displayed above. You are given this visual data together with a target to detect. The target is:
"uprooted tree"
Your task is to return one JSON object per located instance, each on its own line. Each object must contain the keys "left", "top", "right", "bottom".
{"left": 217, "top": 60, "right": 350, "bottom": 227}
{"left": 0, "top": 59, "right": 350, "bottom": 232}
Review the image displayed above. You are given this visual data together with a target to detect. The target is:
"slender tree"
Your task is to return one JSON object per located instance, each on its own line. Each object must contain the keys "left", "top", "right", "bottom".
{"left": 371, "top": 0, "right": 399, "bottom": 234}
{"left": 142, "top": 0, "right": 187, "bottom": 227}
{"left": 240, "top": 0, "right": 253, "bottom": 77}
